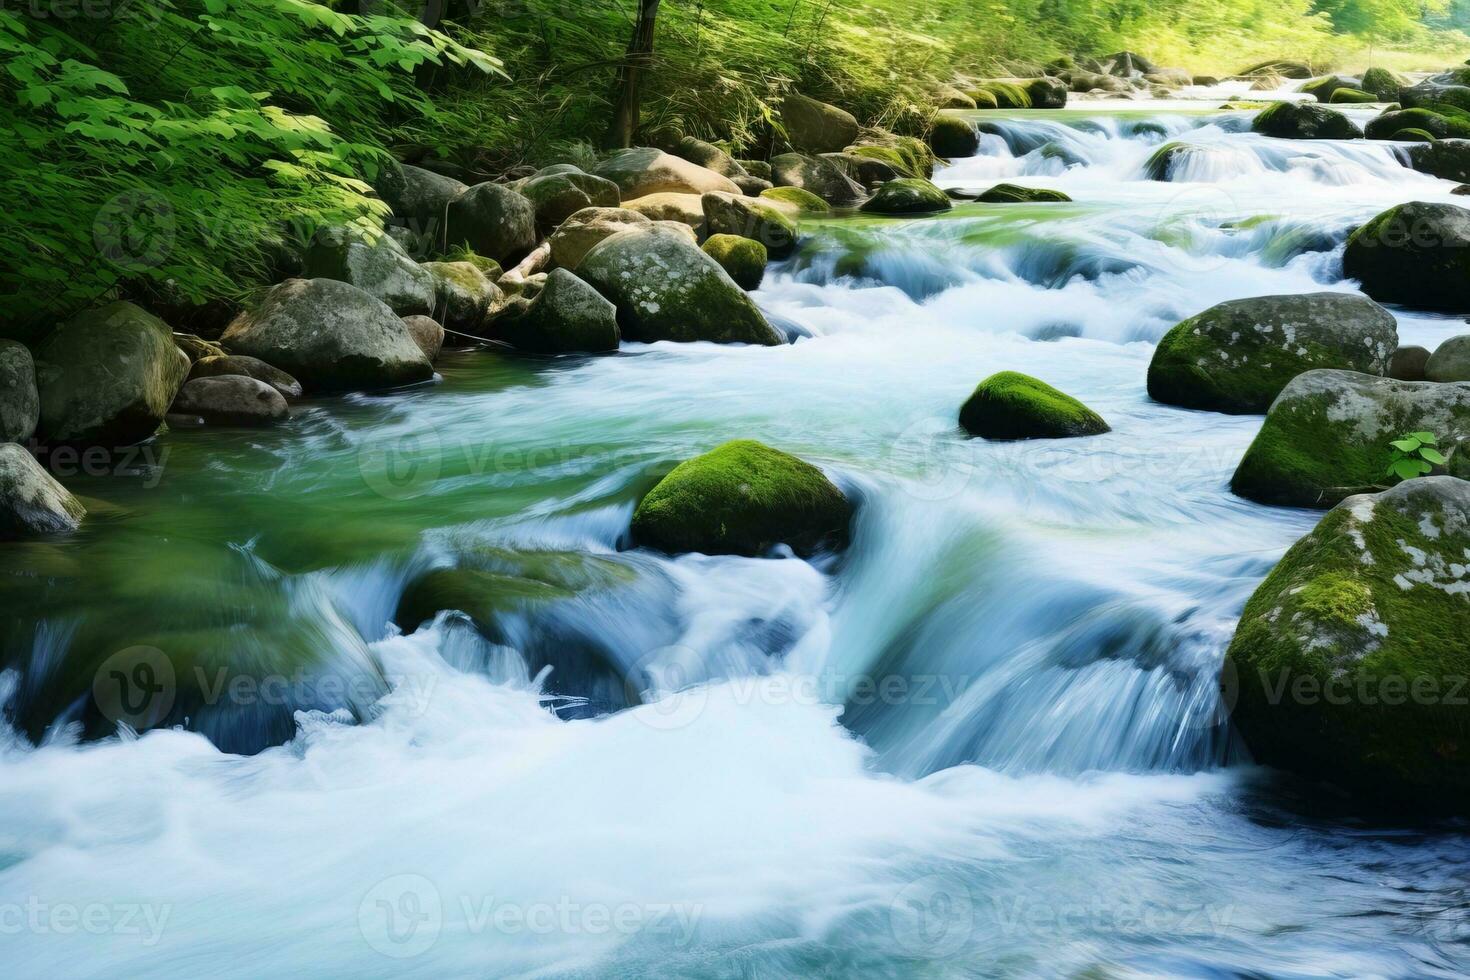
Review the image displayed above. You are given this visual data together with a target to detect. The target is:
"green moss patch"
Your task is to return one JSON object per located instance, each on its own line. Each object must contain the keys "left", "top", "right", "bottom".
{"left": 958, "top": 371, "right": 1109, "bottom": 440}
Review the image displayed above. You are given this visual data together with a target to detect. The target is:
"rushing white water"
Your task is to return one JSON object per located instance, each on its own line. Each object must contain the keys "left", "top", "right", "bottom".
{"left": 2, "top": 102, "right": 1469, "bottom": 978}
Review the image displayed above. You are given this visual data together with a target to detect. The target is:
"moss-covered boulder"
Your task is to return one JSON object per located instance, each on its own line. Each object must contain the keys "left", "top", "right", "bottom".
{"left": 1251, "top": 101, "right": 1363, "bottom": 139}
{"left": 845, "top": 137, "right": 936, "bottom": 179}
{"left": 1027, "top": 76, "right": 1068, "bottom": 108}
{"left": 302, "top": 223, "right": 436, "bottom": 317}
{"left": 1395, "top": 128, "right": 1439, "bottom": 142}
{"left": 1427, "top": 334, "right": 1470, "bottom": 382}
{"left": 1148, "top": 293, "right": 1397, "bottom": 415}
{"left": 1143, "top": 142, "right": 1191, "bottom": 181}
{"left": 934, "top": 85, "right": 977, "bottom": 110}
{"left": 423, "top": 260, "right": 498, "bottom": 334}
{"left": 189, "top": 354, "right": 303, "bottom": 400}
{"left": 592, "top": 146, "right": 742, "bottom": 198}
{"left": 1301, "top": 74, "right": 1361, "bottom": 102}
{"left": 577, "top": 226, "right": 781, "bottom": 346}
{"left": 975, "top": 81, "right": 1032, "bottom": 109}
{"left": 1365, "top": 108, "right": 1470, "bottom": 140}
{"left": 958, "top": 371, "right": 1109, "bottom": 440}
{"left": 1389, "top": 345, "right": 1431, "bottom": 381}
{"left": 759, "top": 186, "right": 831, "bottom": 212}
{"left": 929, "top": 114, "right": 980, "bottom": 158}
{"left": 1404, "top": 139, "right": 1470, "bottom": 182}
{"left": 1360, "top": 67, "right": 1405, "bottom": 101}
{"left": 34, "top": 301, "right": 189, "bottom": 447}
{"left": 1342, "top": 202, "right": 1470, "bottom": 311}
{"left": 547, "top": 206, "right": 654, "bottom": 270}
{"left": 769, "top": 153, "right": 866, "bottom": 206}
{"left": 1226, "top": 476, "right": 1470, "bottom": 812}
{"left": 779, "top": 93, "right": 860, "bottom": 154}
{"left": 0, "top": 340, "right": 38, "bottom": 443}
{"left": 171, "top": 376, "right": 289, "bottom": 427}
{"left": 702, "top": 234, "right": 767, "bottom": 290}
{"left": 859, "top": 178, "right": 952, "bottom": 215}
{"left": 1399, "top": 80, "right": 1470, "bottom": 113}
{"left": 518, "top": 170, "right": 621, "bottom": 231}
{"left": 631, "top": 440, "right": 852, "bottom": 556}
{"left": 967, "top": 87, "right": 1001, "bottom": 108}
{"left": 1328, "top": 87, "right": 1376, "bottom": 104}
{"left": 976, "top": 183, "right": 1071, "bottom": 203}
{"left": 1231, "top": 370, "right": 1470, "bottom": 508}
{"left": 494, "top": 268, "right": 619, "bottom": 354}
{"left": 445, "top": 182, "right": 538, "bottom": 266}
{"left": 0, "top": 443, "right": 84, "bottom": 538}
{"left": 396, "top": 567, "right": 571, "bottom": 639}
{"left": 702, "top": 192, "right": 798, "bottom": 257}
{"left": 220, "top": 279, "right": 432, "bottom": 392}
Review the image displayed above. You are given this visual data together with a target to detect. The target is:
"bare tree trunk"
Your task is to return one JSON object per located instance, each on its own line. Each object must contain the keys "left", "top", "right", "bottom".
{"left": 606, "top": 0, "right": 661, "bottom": 149}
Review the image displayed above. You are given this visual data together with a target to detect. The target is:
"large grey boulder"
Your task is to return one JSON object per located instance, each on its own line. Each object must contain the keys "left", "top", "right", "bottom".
{"left": 591, "top": 147, "right": 741, "bottom": 198}
{"left": 660, "top": 135, "right": 748, "bottom": 179}
{"left": 380, "top": 163, "right": 466, "bottom": 236}
{"left": 220, "top": 279, "right": 432, "bottom": 392}
{"left": 547, "top": 207, "right": 654, "bottom": 270}
{"left": 423, "top": 260, "right": 499, "bottom": 334}
{"left": 1227, "top": 476, "right": 1470, "bottom": 811}
{"left": 701, "top": 192, "right": 798, "bottom": 257}
{"left": 518, "top": 170, "right": 621, "bottom": 230}
{"left": 1343, "top": 202, "right": 1470, "bottom": 311}
{"left": 577, "top": 227, "right": 782, "bottom": 346}
{"left": 171, "top": 376, "right": 289, "bottom": 426}
{"left": 769, "top": 153, "right": 865, "bottom": 206}
{"left": 1427, "top": 334, "right": 1470, "bottom": 382}
{"left": 189, "top": 354, "right": 302, "bottom": 400}
{"left": 496, "top": 269, "right": 619, "bottom": 354}
{"left": 0, "top": 443, "right": 84, "bottom": 538}
{"left": 445, "top": 183, "right": 538, "bottom": 265}
{"left": 1231, "top": 369, "right": 1470, "bottom": 507}
{"left": 303, "top": 224, "right": 436, "bottom": 317}
{"left": 1147, "top": 293, "right": 1397, "bottom": 414}
{"left": 0, "top": 340, "right": 39, "bottom": 443}
{"left": 34, "top": 301, "right": 189, "bottom": 446}
{"left": 779, "top": 93, "right": 860, "bottom": 154}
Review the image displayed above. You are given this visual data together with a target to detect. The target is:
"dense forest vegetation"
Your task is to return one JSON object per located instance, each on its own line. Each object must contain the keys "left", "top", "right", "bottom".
{"left": 3, "top": 0, "right": 1468, "bottom": 336}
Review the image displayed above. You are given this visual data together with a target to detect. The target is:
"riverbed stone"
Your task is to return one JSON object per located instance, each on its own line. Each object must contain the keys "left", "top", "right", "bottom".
{"left": 188, "top": 354, "right": 303, "bottom": 400}
{"left": 1366, "top": 108, "right": 1470, "bottom": 141}
{"left": 495, "top": 269, "right": 618, "bottom": 354}
{"left": 34, "top": 301, "right": 189, "bottom": 447}
{"left": 1231, "top": 369, "right": 1470, "bottom": 508}
{"left": 379, "top": 163, "right": 466, "bottom": 232}
{"left": 171, "top": 376, "right": 289, "bottom": 427}
{"left": 631, "top": 439, "right": 852, "bottom": 556}
{"left": 518, "top": 171, "right": 621, "bottom": 231}
{"left": 423, "top": 260, "right": 497, "bottom": 334}
{"left": 1399, "top": 80, "right": 1470, "bottom": 113}
{"left": 702, "top": 234, "right": 767, "bottom": 290}
{"left": 929, "top": 114, "right": 980, "bottom": 158}
{"left": 221, "top": 279, "right": 432, "bottom": 392}
{"left": 548, "top": 206, "right": 654, "bottom": 270}
{"left": 974, "top": 81, "right": 1032, "bottom": 109}
{"left": 402, "top": 315, "right": 445, "bottom": 361}
{"left": 592, "top": 147, "right": 741, "bottom": 198}
{"left": 445, "top": 182, "right": 538, "bottom": 265}
{"left": 1427, "top": 334, "right": 1470, "bottom": 382}
{"left": 303, "top": 224, "right": 436, "bottom": 317}
{"left": 1360, "top": 67, "right": 1405, "bottom": 101}
{"left": 959, "top": 371, "right": 1109, "bottom": 440}
{"left": 1147, "top": 293, "right": 1397, "bottom": 415}
{"left": 1343, "top": 202, "right": 1470, "bottom": 311}
{"left": 622, "top": 192, "right": 706, "bottom": 228}
{"left": 661, "top": 135, "right": 748, "bottom": 179}
{"left": 1405, "top": 140, "right": 1470, "bottom": 182}
{"left": 860, "top": 178, "right": 952, "bottom": 215}
{"left": 1028, "top": 76, "right": 1068, "bottom": 108}
{"left": 1251, "top": 101, "right": 1362, "bottom": 140}
{"left": 577, "top": 227, "right": 781, "bottom": 346}
{"left": 759, "top": 186, "right": 830, "bottom": 212}
{"left": 769, "top": 153, "right": 866, "bottom": 206}
{"left": 779, "top": 93, "right": 860, "bottom": 153}
{"left": 976, "top": 183, "right": 1072, "bottom": 203}
{"left": 0, "top": 340, "right": 39, "bottom": 443}
{"left": 0, "top": 443, "right": 84, "bottom": 538}
{"left": 702, "top": 192, "right": 798, "bottom": 256}
{"left": 1389, "top": 345, "right": 1431, "bottom": 381}
{"left": 1301, "top": 74, "right": 1361, "bottom": 102}
{"left": 1226, "top": 476, "right": 1470, "bottom": 812}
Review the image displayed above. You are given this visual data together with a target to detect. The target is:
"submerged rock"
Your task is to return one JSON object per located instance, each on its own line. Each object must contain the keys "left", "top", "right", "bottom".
{"left": 0, "top": 340, "right": 39, "bottom": 443}
{"left": 769, "top": 153, "right": 866, "bottom": 206}
{"left": 860, "top": 178, "right": 952, "bottom": 215}
{"left": 1427, "top": 334, "right": 1470, "bottom": 382}
{"left": 1231, "top": 370, "right": 1470, "bottom": 508}
{"left": 702, "top": 234, "right": 767, "bottom": 290}
{"left": 1147, "top": 293, "right": 1397, "bottom": 415}
{"left": 302, "top": 224, "right": 436, "bottom": 317}
{"left": 779, "top": 93, "right": 860, "bottom": 154}
{"left": 1343, "top": 202, "right": 1470, "bottom": 311}
{"left": 34, "top": 301, "right": 189, "bottom": 447}
{"left": 631, "top": 439, "right": 852, "bottom": 556}
{"left": 975, "top": 183, "right": 1072, "bottom": 203}
{"left": 1226, "top": 476, "right": 1470, "bottom": 812}
{"left": 577, "top": 227, "right": 781, "bottom": 346}
{"left": 592, "top": 146, "right": 741, "bottom": 198}
{"left": 0, "top": 443, "right": 85, "bottom": 538}
{"left": 495, "top": 268, "right": 619, "bottom": 354}
{"left": 171, "top": 376, "right": 289, "bottom": 427}
{"left": 445, "top": 182, "right": 538, "bottom": 265}
{"left": 1251, "top": 101, "right": 1362, "bottom": 140}
{"left": 221, "top": 279, "right": 432, "bottom": 392}
{"left": 189, "top": 354, "right": 303, "bottom": 400}
{"left": 958, "top": 371, "right": 1109, "bottom": 440}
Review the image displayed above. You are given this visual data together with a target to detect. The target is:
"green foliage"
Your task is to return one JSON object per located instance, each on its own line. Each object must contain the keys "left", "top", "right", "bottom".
{"left": 0, "top": 1, "right": 497, "bottom": 337}
{"left": 1386, "top": 430, "right": 1448, "bottom": 481}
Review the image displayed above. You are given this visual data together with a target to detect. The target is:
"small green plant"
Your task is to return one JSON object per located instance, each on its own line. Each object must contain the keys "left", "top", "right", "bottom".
{"left": 1386, "top": 430, "right": 1447, "bottom": 482}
